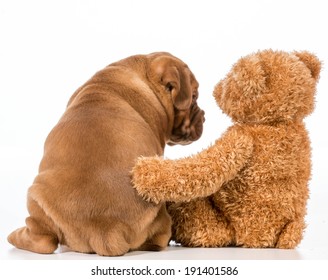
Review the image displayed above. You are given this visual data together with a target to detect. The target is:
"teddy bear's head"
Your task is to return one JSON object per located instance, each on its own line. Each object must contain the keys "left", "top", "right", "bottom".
{"left": 214, "top": 50, "right": 321, "bottom": 124}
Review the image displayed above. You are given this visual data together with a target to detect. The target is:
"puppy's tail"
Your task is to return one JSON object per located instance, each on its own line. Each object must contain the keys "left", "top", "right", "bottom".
{"left": 132, "top": 127, "right": 253, "bottom": 204}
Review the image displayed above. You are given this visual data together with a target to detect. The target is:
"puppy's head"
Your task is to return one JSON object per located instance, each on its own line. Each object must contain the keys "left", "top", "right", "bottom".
{"left": 147, "top": 52, "right": 205, "bottom": 145}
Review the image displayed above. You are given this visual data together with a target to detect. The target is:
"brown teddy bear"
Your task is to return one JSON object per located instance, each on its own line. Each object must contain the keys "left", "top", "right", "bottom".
{"left": 132, "top": 49, "right": 321, "bottom": 249}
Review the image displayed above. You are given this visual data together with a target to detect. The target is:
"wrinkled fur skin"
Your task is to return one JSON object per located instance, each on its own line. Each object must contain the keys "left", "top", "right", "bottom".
{"left": 7, "top": 52, "right": 205, "bottom": 256}
{"left": 132, "top": 50, "right": 321, "bottom": 249}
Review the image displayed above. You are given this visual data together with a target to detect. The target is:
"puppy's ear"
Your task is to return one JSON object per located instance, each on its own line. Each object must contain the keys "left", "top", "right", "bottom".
{"left": 150, "top": 56, "right": 192, "bottom": 110}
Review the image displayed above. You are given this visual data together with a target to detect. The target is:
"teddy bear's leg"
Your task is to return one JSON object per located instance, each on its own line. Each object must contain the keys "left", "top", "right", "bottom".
{"left": 276, "top": 219, "right": 305, "bottom": 249}
{"left": 168, "top": 198, "right": 234, "bottom": 247}
{"left": 233, "top": 213, "right": 305, "bottom": 249}
{"left": 7, "top": 197, "right": 59, "bottom": 254}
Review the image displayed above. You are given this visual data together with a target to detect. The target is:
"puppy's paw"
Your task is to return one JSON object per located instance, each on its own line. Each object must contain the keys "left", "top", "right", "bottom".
{"left": 7, "top": 226, "right": 58, "bottom": 254}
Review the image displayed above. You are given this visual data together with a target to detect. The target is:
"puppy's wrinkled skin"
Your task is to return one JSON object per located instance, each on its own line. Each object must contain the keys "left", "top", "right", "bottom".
{"left": 7, "top": 52, "right": 204, "bottom": 256}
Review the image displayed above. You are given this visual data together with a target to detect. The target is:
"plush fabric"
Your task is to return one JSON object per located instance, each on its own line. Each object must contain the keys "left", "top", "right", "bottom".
{"left": 132, "top": 50, "right": 321, "bottom": 248}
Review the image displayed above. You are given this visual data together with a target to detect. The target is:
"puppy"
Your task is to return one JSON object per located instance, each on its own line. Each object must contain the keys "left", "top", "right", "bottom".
{"left": 8, "top": 52, "right": 204, "bottom": 256}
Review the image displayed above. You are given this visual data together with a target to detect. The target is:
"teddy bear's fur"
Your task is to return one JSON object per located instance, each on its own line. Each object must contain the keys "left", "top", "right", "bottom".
{"left": 132, "top": 50, "right": 321, "bottom": 249}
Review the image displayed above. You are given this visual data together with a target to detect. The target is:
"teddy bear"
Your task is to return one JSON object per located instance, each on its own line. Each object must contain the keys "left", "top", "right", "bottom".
{"left": 131, "top": 49, "right": 321, "bottom": 249}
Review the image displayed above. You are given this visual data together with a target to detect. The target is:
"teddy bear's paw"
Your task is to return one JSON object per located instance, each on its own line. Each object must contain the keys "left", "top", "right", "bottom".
{"left": 131, "top": 156, "right": 169, "bottom": 204}
{"left": 275, "top": 220, "right": 305, "bottom": 249}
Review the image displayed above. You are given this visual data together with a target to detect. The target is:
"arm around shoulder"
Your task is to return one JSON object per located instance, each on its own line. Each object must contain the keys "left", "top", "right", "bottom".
{"left": 132, "top": 126, "right": 253, "bottom": 203}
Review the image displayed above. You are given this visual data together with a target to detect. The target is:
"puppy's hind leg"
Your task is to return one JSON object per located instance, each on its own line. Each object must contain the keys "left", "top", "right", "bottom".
{"left": 7, "top": 197, "right": 59, "bottom": 254}
{"left": 137, "top": 204, "right": 172, "bottom": 251}
{"left": 88, "top": 221, "right": 134, "bottom": 256}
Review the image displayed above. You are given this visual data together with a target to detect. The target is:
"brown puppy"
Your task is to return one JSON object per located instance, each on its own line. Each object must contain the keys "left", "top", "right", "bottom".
{"left": 7, "top": 52, "right": 204, "bottom": 256}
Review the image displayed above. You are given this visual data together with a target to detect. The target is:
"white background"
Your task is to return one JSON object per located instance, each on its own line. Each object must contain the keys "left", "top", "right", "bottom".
{"left": 1, "top": 0, "right": 327, "bottom": 267}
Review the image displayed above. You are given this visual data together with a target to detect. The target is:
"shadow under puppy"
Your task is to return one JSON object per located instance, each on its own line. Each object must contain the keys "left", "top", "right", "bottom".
{"left": 7, "top": 52, "right": 205, "bottom": 256}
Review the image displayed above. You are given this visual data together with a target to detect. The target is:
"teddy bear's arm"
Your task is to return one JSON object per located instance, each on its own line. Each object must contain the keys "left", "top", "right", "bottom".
{"left": 131, "top": 128, "right": 253, "bottom": 203}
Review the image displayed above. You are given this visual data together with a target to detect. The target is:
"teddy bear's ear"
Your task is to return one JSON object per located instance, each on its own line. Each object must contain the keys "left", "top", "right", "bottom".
{"left": 294, "top": 51, "right": 321, "bottom": 81}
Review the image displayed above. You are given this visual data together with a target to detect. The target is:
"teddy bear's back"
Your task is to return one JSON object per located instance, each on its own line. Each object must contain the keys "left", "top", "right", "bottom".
{"left": 213, "top": 122, "right": 310, "bottom": 224}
